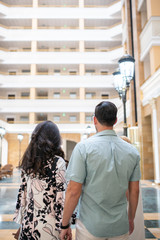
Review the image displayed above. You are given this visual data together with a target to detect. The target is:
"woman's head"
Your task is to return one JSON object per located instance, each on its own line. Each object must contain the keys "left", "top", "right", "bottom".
{"left": 20, "top": 121, "right": 64, "bottom": 178}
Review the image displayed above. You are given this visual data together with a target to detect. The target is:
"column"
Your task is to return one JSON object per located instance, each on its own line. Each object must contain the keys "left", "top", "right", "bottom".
{"left": 149, "top": 46, "right": 160, "bottom": 75}
{"left": 31, "top": 41, "right": 37, "bottom": 52}
{"left": 146, "top": 0, "right": 160, "bottom": 20}
{"left": 150, "top": 98, "right": 160, "bottom": 183}
{"left": 80, "top": 88, "right": 85, "bottom": 124}
{"left": 33, "top": 0, "right": 38, "bottom": 8}
{"left": 79, "top": 41, "right": 84, "bottom": 52}
{"left": 29, "top": 112, "right": 36, "bottom": 124}
{"left": 79, "top": 0, "right": 84, "bottom": 8}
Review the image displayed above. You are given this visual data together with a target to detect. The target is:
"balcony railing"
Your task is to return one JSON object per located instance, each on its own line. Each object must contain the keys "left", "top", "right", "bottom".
{"left": 0, "top": 24, "right": 32, "bottom": 29}
{"left": 0, "top": 71, "right": 113, "bottom": 76}
{"left": 0, "top": 95, "right": 117, "bottom": 100}
{"left": 0, "top": 45, "right": 122, "bottom": 53}
{"left": 38, "top": 5, "right": 78, "bottom": 8}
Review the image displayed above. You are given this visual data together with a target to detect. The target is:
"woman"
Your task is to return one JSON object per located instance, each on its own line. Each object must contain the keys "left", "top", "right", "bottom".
{"left": 13, "top": 121, "right": 67, "bottom": 240}
{"left": 120, "top": 136, "right": 145, "bottom": 240}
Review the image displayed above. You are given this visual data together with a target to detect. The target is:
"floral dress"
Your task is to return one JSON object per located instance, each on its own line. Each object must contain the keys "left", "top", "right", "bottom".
{"left": 13, "top": 156, "right": 66, "bottom": 240}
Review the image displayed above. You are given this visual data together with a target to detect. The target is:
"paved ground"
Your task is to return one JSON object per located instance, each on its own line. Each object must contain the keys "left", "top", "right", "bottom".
{"left": 0, "top": 169, "right": 160, "bottom": 239}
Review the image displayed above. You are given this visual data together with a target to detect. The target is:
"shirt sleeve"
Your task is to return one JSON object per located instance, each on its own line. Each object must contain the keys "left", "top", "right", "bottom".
{"left": 66, "top": 142, "right": 86, "bottom": 184}
{"left": 13, "top": 171, "right": 27, "bottom": 224}
{"left": 54, "top": 159, "right": 67, "bottom": 232}
{"left": 129, "top": 155, "right": 141, "bottom": 181}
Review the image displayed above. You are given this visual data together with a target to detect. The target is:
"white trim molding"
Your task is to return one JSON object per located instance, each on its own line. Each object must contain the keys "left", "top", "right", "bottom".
{"left": 141, "top": 67, "right": 160, "bottom": 106}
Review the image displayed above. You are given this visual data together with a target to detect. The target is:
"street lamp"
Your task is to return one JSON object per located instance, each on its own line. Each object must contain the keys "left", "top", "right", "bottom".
{"left": 17, "top": 134, "right": 24, "bottom": 165}
{"left": 113, "top": 53, "right": 135, "bottom": 136}
{"left": 86, "top": 125, "right": 91, "bottom": 137}
{"left": 118, "top": 54, "right": 135, "bottom": 89}
{"left": 0, "top": 127, "right": 6, "bottom": 168}
{"left": 113, "top": 71, "right": 127, "bottom": 136}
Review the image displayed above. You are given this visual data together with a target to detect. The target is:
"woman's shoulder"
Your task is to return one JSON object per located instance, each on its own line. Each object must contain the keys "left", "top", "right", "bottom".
{"left": 48, "top": 155, "right": 66, "bottom": 170}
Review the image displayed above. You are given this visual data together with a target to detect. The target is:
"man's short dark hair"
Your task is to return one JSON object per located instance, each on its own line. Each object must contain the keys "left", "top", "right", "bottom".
{"left": 95, "top": 101, "right": 117, "bottom": 126}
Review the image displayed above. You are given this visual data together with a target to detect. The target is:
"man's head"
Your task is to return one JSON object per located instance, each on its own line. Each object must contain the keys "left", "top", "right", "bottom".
{"left": 94, "top": 101, "right": 117, "bottom": 128}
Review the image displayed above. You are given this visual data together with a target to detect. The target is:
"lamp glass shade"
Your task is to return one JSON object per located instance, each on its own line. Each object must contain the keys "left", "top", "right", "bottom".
{"left": 86, "top": 126, "right": 91, "bottom": 135}
{"left": 113, "top": 71, "right": 126, "bottom": 92}
{"left": 118, "top": 54, "right": 135, "bottom": 86}
{"left": 17, "top": 134, "right": 24, "bottom": 141}
{"left": 0, "top": 127, "right": 6, "bottom": 137}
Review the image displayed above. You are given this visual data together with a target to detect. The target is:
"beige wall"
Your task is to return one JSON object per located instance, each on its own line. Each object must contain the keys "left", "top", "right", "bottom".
{"left": 147, "top": 0, "right": 160, "bottom": 19}
{"left": 6, "top": 133, "right": 29, "bottom": 167}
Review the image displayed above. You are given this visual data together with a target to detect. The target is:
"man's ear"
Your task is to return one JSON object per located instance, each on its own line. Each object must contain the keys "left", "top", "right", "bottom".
{"left": 93, "top": 116, "right": 97, "bottom": 125}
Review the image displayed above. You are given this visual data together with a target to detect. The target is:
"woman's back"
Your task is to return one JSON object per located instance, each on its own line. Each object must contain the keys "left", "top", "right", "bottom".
{"left": 13, "top": 121, "right": 66, "bottom": 240}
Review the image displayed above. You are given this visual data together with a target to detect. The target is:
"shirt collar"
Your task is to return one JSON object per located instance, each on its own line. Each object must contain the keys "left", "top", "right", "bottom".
{"left": 95, "top": 129, "right": 117, "bottom": 137}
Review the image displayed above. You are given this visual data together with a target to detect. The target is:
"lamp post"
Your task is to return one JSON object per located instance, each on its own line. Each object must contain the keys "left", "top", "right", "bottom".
{"left": 0, "top": 127, "right": 6, "bottom": 168}
{"left": 17, "top": 134, "right": 24, "bottom": 165}
{"left": 86, "top": 125, "right": 91, "bottom": 138}
{"left": 113, "top": 71, "right": 128, "bottom": 136}
{"left": 113, "top": 54, "right": 135, "bottom": 136}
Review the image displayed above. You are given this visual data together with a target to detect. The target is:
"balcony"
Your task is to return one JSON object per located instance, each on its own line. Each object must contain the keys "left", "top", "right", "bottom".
{"left": 0, "top": 47, "right": 123, "bottom": 64}
{"left": 0, "top": 98, "right": 121, "bottom": 113}
{"left": 0, "top": 25, "right": 122, "bottom": 41}
{"left": 0, "top": 75, "right": 115, "bottom": 88}
{"left": 140, "top": 17, "right": 160, "bottom": 60}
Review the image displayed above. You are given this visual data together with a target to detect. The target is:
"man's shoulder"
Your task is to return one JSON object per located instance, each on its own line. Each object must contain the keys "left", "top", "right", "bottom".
{"left": 118, "top": 138, "right": 140, "bottom": 158}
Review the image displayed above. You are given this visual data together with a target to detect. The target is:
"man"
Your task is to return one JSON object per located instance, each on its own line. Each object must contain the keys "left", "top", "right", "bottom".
{"left": 60, "top": 101, "right": 140, "bottom": 240}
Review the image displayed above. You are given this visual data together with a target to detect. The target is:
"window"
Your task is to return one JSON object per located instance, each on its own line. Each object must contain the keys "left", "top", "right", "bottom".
{"left": 37, "top": 114, "right": 47, "bottom": 121}
{"left": 37, "top": 90, "right": 48, "bottom": 97}
{"left": 69, "top": 71, "right": 77, "bottom": 75}
{"left": 8, "top": 94, "right": 15, "bottom": 99}
{"left": 22, "top": 69, "right": 30, "bottom": 73}
{"left": 21, "top": 92, "right": 30, "bottom": 98}
{"left": 53, "top": 92, "right": 60, "bottom": 98}
{"left": 85, "top": 92, "right": 95, "bottom": 99}
{"left": 86, "top": 115, "right": 92, "bottom": 122}
{"left": 54, "top": 69, "right": 61, "bottom": 75}
{"left": 85, "top": 69, "right": 95, "bottom": 75}
{"left": 100, "top": 71, "right": 108, "bottom": 75}
{"left": 70, "top": 115, "right": 77, "bottom": 122}
{"left": 101, "top": 94, "right": 109, "bottom": 99}
{"left": 7, "top": 118, "right": 14, "bottom": 123}
{"left": 85, "top": 69, "right": 95, "bottom": 73}
{"left": 53, "top": 115, "right": 60, "bottom": 122}
{"left": 9, "top": 71, "right": 16, "bottom": 75}
{"left": 70, "top": 92, "right": 77, "bottom": 98}
{"left": 20, "top": 116, "right": 29, "bottom": 122}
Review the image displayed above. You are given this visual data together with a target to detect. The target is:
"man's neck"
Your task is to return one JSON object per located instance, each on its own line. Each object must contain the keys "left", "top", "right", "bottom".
{"left": 97, "top": 125, "right": 113, "bottom": 133}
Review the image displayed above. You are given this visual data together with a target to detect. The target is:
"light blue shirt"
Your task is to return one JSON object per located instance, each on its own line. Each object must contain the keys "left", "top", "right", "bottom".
{"left": 66, "top": 130, "right": 141, "bottom": 238}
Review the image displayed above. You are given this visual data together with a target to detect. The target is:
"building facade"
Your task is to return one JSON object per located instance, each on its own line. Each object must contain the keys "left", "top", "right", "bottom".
{"left": 122, "top": 0, "right": 160, "bottom": 183}
{"left": 0, "top": 0, "right": 123, "bottom": 166}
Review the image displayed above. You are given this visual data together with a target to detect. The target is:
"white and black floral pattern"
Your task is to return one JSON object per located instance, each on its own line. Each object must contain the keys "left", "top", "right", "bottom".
{"left": 13, "top": 156, "right": 66, "bottom": 240}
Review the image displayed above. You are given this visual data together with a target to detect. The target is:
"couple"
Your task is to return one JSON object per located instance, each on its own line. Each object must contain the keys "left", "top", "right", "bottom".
{"left": 13, "top": 101, "right": 141, "bottom": 240}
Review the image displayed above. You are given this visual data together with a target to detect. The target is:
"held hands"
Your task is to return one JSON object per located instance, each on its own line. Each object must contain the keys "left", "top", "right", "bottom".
{"left": 129, "top": 220, "right": 134, "bottom": 235}
{"left": 60, "top": 227, "right": 72, "bottom": 240}
{"left": 12, "top": 228, "right": 20, "bottom": 239}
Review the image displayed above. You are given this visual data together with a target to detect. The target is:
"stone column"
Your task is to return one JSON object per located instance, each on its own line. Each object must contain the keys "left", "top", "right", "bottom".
{"left": 150, "top": 98, "right": 160, "bottom": 183}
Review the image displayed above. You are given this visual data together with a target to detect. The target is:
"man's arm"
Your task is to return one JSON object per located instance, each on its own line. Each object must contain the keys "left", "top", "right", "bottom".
{"left": 60, "top": 180, "right": 82, "bottom": 240}
{"left": 128, "top": 181, "right": 139, "bottom": 234}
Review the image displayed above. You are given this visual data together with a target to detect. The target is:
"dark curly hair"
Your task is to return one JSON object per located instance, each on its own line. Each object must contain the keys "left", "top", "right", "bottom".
{"left": 19, "top": 121, "right": 65, "bottom": 178}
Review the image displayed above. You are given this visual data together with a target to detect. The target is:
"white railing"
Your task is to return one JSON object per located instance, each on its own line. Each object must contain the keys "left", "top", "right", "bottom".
{"left": 0, "top": 98, "right": 121, "bottom": 113}
{"left": 0, "top": 75, "right": 114, "bottom": 88}
{"left": 0, "top": 25, "right": 122, "bottom": 41}
{"left": 0, "top": 47, "right": 123, "bottom": 64}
